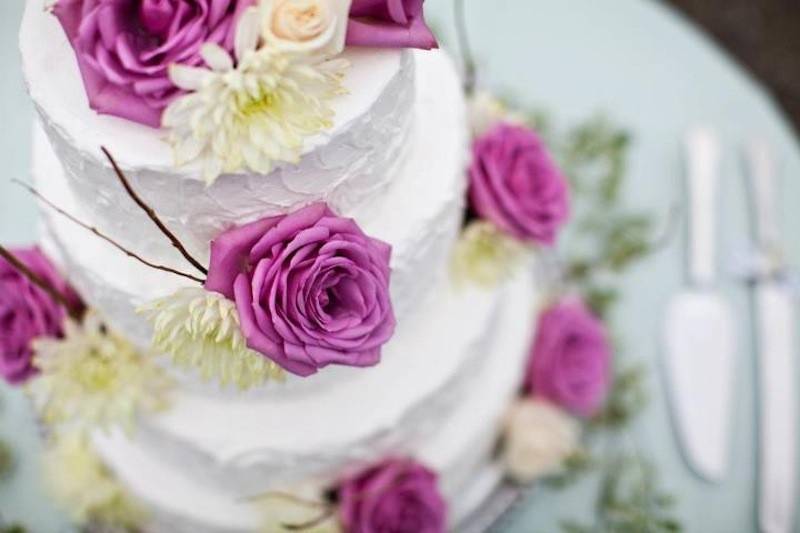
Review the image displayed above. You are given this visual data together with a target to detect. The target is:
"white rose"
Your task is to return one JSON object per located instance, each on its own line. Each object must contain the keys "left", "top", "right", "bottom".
{"left": 260, "top": 0, "right": 352, "bottom": 57}
{"left": 501, "top": 399, "right": 580, "bottom": 484}
{"left": 468, "top": 91, "right": 528, "bottom": 138}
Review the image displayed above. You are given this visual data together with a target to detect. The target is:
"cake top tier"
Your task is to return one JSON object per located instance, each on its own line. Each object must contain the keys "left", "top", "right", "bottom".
{"left": 19, "top": 0, "right": 438, "bottom": 273}
{"left": 21, "top": 0, "right": 420, "bottom": 178}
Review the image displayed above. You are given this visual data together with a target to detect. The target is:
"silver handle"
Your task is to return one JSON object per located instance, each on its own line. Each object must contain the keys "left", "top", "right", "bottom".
{"left": 756, "top": 284, "right": 797, "bottom": 533}
{"left": 685, "top": 127, "right": 721, "bottom": 286}
{"left": 746, "top": 139, "right": 783, "bottom": 269}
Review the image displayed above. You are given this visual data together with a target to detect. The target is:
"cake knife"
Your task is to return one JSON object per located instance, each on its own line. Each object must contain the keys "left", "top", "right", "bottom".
{"left": 746, "top": 140, "right": 797, "bottom": 533}
{"left": 664, "top": 127, "right": 735, "bottom": 482}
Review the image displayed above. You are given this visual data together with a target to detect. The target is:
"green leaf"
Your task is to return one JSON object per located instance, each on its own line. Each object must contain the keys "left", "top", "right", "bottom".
{"left": 545, "top": 449, "right": 596, "bottom": 489}
{"left": 584, "top": 286, "right": 620, "bottom": 319}
{"left": 0, "top": 441, "right": 13, "bottom": 481}
{"left": 0, "top": 526, "right": 27, "bottom": 533}
{"left": 560, "top": 520, "right": 592, "bottom": 533}
{"left": 590, "top": 365, "right": 648, "bottom": 431}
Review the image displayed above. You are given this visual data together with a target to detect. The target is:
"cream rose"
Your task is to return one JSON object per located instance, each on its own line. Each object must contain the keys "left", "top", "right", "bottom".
{"left": 260, "top": 0, "right": 352, "bottom": 56}
{"left": 501, "top": 399, "right": 580, "bottom": 484}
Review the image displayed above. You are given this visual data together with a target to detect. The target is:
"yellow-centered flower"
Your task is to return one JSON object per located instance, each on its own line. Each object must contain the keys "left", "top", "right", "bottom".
{"left": 164, "top": 6, "right": 348, "bottom": 184}
{"left": 29, "top": 313, "right": 172, "bottom": 435}
{"left": 452, "top": 221, "right": 527, "bottom": 287}
{"left": 42, "top": 434, "right": 146, "bottom": 529}
{"left": 139, "top": 287, "right": 285, "bottom": 389}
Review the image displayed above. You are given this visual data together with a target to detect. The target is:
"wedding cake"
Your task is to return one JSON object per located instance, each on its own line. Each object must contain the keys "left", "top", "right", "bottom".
{"left": 7, "top": 1, "right": 576, "bottom": 531}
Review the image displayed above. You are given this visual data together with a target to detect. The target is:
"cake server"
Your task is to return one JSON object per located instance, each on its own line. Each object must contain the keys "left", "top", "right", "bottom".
{"left": 746, "top": 140, "right": 797, "bottom": 533}
{"left": 664, "top": 127, "right": 735, "bottom": 482}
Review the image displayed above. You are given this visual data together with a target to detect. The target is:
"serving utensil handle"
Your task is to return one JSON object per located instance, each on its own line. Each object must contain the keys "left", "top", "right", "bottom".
{"left": 747, "top": 140, "right": 783, "bottom": 272}
{"left": 685, "top": 127, "right": 720, "bottom": 286}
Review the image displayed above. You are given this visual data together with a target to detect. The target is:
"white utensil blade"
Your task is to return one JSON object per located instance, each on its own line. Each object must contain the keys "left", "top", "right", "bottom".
{"left": 756, "top": 282, "right": 796, "bottom": 533}
{"left": 664, "top": 290, "right": 735, "bottom": 481}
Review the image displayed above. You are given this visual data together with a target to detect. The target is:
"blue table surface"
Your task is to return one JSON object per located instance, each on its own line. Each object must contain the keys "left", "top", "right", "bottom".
{"left": 2, "top": 1, "right": 800, "bottom": 531}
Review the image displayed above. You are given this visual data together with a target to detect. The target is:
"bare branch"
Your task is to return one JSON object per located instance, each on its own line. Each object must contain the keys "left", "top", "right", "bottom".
{"left": 14, "top": 180, "right": 205, "bottom": 284}
{"left": 100, "top": 146, "right": 209, "bottom": 276}
{"left": 0, "top": 245, "right": 83, "bottom": 321}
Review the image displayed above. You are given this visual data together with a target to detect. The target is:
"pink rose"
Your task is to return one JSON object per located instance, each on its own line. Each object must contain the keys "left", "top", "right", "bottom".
{"left": 469, "top": 123, "right": 570, "bottom": 245}
{"left": 524, "top": 298, "right": 611, "bottom": 417}
{"left": 0, "top": 247, "right": 80, "bottom": 385}
{"left": 205, "top": 203, "right": 396, "bottom": 377}
{"left": 53, "top": 0, "right": 253, "bottom": 128}
{"left": 338, "top": 458, "right": 447, "bottom": 533}
{"left": 346, "top": 0, "right": 438, "bottom": 50}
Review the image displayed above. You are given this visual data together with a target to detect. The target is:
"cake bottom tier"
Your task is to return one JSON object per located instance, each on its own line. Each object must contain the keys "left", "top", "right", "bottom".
{"left": 89, "top": 268, "right": 539, "bottom": 532}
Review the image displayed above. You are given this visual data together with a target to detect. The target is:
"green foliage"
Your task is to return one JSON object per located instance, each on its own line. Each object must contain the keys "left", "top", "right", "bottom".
{"left": 596, "top": 456, "right": 681, "bottom": 533}
{"left": 545, "top": 449, "right": 597, "bottom": 490}
{"left": 558, "top": 455, "right": 681, "bottom": 533}
{"left": 0, "top": 525, "right": 27, "bottom": 533}
{"left": 559, "top": 117, "right": 630, "bottom": 205}
{"left": 590, "top": 365, "right": 648, "bottom": 431}
{"left": 502, "top": 110, "right": 681, "bottom": 532}
{"left": 0, "top": 441, "right": 12, "bottom": 481}
{"left": 557, "top": 117, "right": 655, "bottom": 289}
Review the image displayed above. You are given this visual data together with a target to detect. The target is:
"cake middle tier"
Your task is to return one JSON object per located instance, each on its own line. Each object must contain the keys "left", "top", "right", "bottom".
{"left": 33, "top": 48, "right": 468, "bottom": 347}
{"left": 93, "top": 264, "right": 537, "bottom": 500}
{"left": 88, "top": 264, "right": 540, "bottom": 532}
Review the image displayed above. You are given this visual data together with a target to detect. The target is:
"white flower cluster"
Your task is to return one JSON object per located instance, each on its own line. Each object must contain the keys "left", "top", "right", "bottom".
{"left": 164, "top": 2, "right": 351, "bottom": 184}
{"left": 29, "top": 312, "right": 172, "bottom": 435}
{"left": 42, "top": 434, "right": 146, "bottom": 529}
{"left": 501, "top": 399, "right": 580, "bottom": 484}
{"left": 139, "top": 287, "right": 285, "bottom": 389}
{"left": 452, "top": 220, "right": 527, "bottom": 287}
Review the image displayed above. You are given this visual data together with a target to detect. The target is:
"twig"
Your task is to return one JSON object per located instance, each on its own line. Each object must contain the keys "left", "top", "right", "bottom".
{"left": 14, "top": 180, "right": 205, "bottom": 284}
{"left": 242, "top": 491, "right": 335, "bottom": 532}
{"left": 260, "top": 463, "right": 416, "bottom": 531}
{"left": 454, "top": 0, "right": 477, "bottom": 94}
{"left": 242, "top": 491, "right": 329, "bottom": 507}
{"left": 0, "top": 245, "right": 83, "bottom": 321}
{"left": 282, "top": 509, "right": 336, "bottom": 531}
{"left": 100, "top": 147, "right": 208, "bottom": 276}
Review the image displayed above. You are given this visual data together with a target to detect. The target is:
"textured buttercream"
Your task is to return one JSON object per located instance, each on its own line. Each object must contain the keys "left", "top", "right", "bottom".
{"left": 91, "top": 268, "right": 539, "bottom": 532}
{"left": 21, "top": 0, "right": 416, "bottom": 271}
{"left": 33, "top": 49, "right": 467, "bottom": 352}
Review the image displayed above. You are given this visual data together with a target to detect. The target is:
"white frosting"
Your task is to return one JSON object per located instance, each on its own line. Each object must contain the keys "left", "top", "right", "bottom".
{"left": 21, "top": 2, "right": 540, "bottom": 528}
{"left": 91, "top": 268, "right": 539, "bottom": 532}
{"left": 21, "top": 0, "right": 418, "bottom": 271}
{"left": 32, "top": 48, "right": 468, "bottom": 348}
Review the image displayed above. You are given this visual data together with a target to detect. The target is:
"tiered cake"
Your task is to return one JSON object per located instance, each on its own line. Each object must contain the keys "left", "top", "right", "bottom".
{"left": 18, "top": 0, "right": 542, "bottom": 531}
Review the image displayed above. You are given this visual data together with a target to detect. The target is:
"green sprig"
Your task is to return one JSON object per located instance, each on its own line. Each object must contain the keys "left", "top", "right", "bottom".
{"left": 491, "top": 107, "right": 682, "bottom": 531}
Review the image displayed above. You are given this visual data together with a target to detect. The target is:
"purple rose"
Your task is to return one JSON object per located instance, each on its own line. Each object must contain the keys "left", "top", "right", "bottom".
{"left": 469, "top": 123, "right": 570, "bottom": 245}
{"left": 0, "top": 247, "right": 80, "bottom": 385}
{"left": 205, "top": 203, "right": 396, "bottom": 377}
{"left": 346, "top": 0, "right": 438, "bottom": 50}
{"left": 338, "top": 458, "right": 447, "bottom": 533}
{"left": 524, "top": 298, "right": 611, "bottom": 418}
{"left": 53, "top": 0, "right": 253, "bottom": 128}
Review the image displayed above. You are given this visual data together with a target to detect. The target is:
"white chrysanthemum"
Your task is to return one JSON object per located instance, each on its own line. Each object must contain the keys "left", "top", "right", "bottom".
{"left": 468, "top": 90, "right": 528, "bottom": 138}
{"left": 43, "top": 434, "right": 146, "bottom": 529}
{"left": 452, "top": 221, "right": 527, "bottom": 287}
{"left": 501, "top": 399, "right": 580, "bottom": 484}
{"left": 164, "top": 6, "right": 349, "bottom": 184}
{"left": 29, "top": 313, "right": 172, "bottom": 435}
{"left": 139, "top": 287, "right": 285, "bottom": 389}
